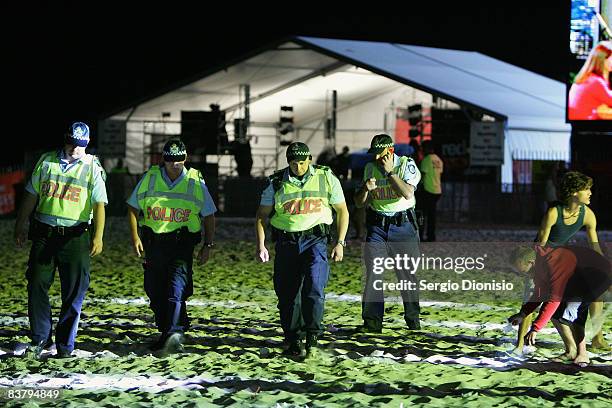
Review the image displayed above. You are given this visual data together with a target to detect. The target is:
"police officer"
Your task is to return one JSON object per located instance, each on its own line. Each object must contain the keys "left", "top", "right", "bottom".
{"left": 14, "top": 122, "right": 107, "bottom": 359}
{"left": 354, "top": 134, "right": 421, "bottom": 332}
{"left": 255, "top": 142, "right": 349, "bottom": 357}
{"left": 126, "top": 139, "right": 216, "bottom": 356}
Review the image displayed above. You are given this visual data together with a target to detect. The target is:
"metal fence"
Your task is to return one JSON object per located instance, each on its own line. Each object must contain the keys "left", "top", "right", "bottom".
{"left": 436, "top": 181, "right": 611, "bottom": 227}
{"left": 8, "top": 175, "right": 612, "bottom": 229}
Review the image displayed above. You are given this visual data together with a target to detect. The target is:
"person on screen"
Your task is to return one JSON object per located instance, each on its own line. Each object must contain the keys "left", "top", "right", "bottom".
{"left": 568, "top": 41, "right": 612, "bottom": 120}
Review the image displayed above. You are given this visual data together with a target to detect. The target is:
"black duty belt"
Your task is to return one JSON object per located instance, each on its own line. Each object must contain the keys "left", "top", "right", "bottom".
{"left": 272, "top": 223, "right": 330, "bottom": 241}
{"left": 32, "top": 219, "right": 89, "bottom": 238}
{"left": 366, "top": 208, "right": 417, "bottom": 229}
{"left": 141, "top": 226, "right": 201, "bottom": 245}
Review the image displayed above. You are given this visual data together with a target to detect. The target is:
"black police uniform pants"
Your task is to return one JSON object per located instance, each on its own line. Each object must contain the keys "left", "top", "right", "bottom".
{"left": 143, "top": 236, "right": 195, "bottom": 338}
{"left": 274, "top": 235, "right": 330, "bottom": 342}
{"left": 362, "top": 216, "right": 420, "bottom": 331}
{"left": 26, "top": 230, "right": 91, "bottom": 354}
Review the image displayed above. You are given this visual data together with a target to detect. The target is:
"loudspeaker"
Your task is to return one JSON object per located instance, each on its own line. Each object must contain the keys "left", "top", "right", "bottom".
{"left": 181, "top": 111, "right": 221, "bottom": 155}
{"left": 408, "top": 104, "right": 422, "bottom": 126}
{"left": 431, "top": 108, "right": 471, "bottom": 181}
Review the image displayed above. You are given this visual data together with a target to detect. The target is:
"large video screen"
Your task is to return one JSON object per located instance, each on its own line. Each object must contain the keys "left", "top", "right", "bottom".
{"left": 568, "top": 0, "right": 612, "bottom": 121}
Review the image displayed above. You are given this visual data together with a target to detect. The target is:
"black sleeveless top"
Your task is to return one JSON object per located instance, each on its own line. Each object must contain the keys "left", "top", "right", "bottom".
{"left": 547, "top": 204, "right": 585, "bottom": 246}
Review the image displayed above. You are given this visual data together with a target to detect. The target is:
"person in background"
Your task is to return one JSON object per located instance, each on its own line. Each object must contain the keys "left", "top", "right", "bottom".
{"left": 232, "top": 138, "right": 253, "bottom": 178}
{"left": 409, "top": 137, "right": 423, "bottom": 165}
{"left": 333, "top": 146, "right": 350, "bottom": 180}
{"left": 108, "top": 158, "right": 131, "bottom": 215}
{"left": 544, "top": 164, "right": 556, "bottom": 205}
{"left": 316, "top": 145, "right": 337, "bottom": 168}
{"left": 14, "top": 122, "right": 107, "bottom": 359}
{"left": 111, "top": 158, "right": 130, "bottom": 175}
{"left": 418, "top": 140, "right": 443, "bottom": 242}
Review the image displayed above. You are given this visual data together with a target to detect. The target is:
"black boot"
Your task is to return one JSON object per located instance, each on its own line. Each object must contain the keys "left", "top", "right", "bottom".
{"left": 155, "top": 333, "right": 185, "bottom": 357}
{"left": 353, "top": 324, "right": 382, "bottom": 334}
{"left": 406, "top": 319, "right": 421, "bottom": 330}
{"left": 24, "top": 338, "right": 53, "bottom": 360}
{"left": 305, "top": 334, "right": 319, "bottom": 355}
{"left": 282, "top": 340, "right": 303, "bottom": 357}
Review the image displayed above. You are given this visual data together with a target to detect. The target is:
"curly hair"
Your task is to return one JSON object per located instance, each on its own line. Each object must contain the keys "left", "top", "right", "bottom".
{"left": 559, "top": 171, "right": 593, "bottom": 203}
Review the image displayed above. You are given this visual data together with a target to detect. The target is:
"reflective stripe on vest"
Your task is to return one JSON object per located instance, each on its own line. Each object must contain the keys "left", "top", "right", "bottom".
{"left": 136, "top": 166, "right": 204, "bottom": 233}
{"left": 34, "top": 152, "right": 94, "bottom": 222}
{"left": 270, "top": 167, "right": 333, "bottom": 232}
{"left": 365, "top": 156, "right": 412, "bottom": 213}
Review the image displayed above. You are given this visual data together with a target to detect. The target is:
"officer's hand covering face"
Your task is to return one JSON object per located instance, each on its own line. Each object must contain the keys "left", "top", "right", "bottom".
{"left": 375, "top": 147, "right": 394, "bottom": 163}
{"left": 289, "top": 158, "right": 311, "bottom": 177}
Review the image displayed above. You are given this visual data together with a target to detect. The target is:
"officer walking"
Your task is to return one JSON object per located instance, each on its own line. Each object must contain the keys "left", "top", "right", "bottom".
{"left": 255, "top": 142, "right": 349, "bottom": 357}
{"left": 127, "top": 139, "right": 216, "bottom": 356}
{"left": 14, "top": 122, "right": 107, "bottom": 358}
{"left": 354, "top": 134, "right": 421, "bottom": 332}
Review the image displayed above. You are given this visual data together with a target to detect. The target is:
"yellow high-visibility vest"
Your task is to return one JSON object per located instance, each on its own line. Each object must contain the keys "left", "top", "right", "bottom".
{"left": 364, "top": 156, "right": 413, "bottom": 213}
{"left": 137, "top": 166, "right": 205, "bottom": 233}
{"left": 270, "top": 165, "right": 334, "bottom": 232}
{"left": 32, "top": 151, "right": 95, "bottom": 222}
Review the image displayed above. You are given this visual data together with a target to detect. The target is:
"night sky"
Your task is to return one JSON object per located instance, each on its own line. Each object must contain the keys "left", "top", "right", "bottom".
{"left": 7, "top": 3, "right": 569, "bottom": 166}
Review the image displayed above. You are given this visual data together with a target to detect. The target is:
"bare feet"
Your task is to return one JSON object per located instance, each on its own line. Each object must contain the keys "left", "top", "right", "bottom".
{"left": 511, "top": 347, "right": 524, "bottom": 356}
{"left": 573, "top": 353, "right": 590, "bottom": 367}
{"left": 552, "top": 351, "right": 576, "bottom": 362}
{"left": 590, "top": 336, "right": 611, "bottom": 351}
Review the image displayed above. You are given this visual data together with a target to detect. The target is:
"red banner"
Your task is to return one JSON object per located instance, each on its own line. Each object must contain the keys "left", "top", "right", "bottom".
{"left": 0, "top": 170, "right": 25, "bottom": 215}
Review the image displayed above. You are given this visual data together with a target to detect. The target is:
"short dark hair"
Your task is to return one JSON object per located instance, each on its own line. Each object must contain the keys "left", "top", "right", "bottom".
{"left": 508, "top": 245, "right": 536, "bottom": 266}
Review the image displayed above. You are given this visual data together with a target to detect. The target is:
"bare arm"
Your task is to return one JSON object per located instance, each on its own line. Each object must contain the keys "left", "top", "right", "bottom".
{"left": 202, "top": 214, "right": 215, "bottom": 244}
{"left": 584, "top": 207, "right": 602, "bottom": 254}
{"left": 380, "top": 153, "right": 416, "bottom": 200}
{"left": 387, "top": 174, "right": 415, "bottom": 200}
{"left": 90, "top": 202, "right": 105, "bottom": 256}
{"left": 14, "top": 191, "right": 38, "bottom": 247}
{"left": 537, "top": 207, "right": 557, "bottom": 246}
{"left": 127, "top": 205, "right": 143, "bottom": 257}
{"left": 354, "top": 179, "right": 377, "bottom": 208}
{"left": 515, "top": 312, "right": 534, "bottom": 351}
{"left": 332, "top": 202, "right": 349, "bottom": 243}
{"left": 255, "top": 205, "right": 273, "bottom": 262}
{"left": 330, "top": 201, "right": 350, "bottom": 262}
{"left": 197, "top": 214, "right": 216, "bottom": 265}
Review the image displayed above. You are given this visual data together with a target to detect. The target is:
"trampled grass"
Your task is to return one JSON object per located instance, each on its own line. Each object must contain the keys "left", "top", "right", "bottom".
{"left": 0, "top": 219, "right": 610, "bottom": 407}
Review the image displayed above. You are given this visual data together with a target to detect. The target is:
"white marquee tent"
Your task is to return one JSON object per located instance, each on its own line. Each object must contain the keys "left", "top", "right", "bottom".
{"left": 100, "top": 36, "right": 571, "bottom": 185}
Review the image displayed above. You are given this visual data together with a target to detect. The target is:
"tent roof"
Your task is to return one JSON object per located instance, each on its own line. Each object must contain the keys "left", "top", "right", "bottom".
{"left": 105, "top": 36, "right": 569, "bottom": 132}
{"left": 296, "top": 37, "right": 569, "bottom": 131}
